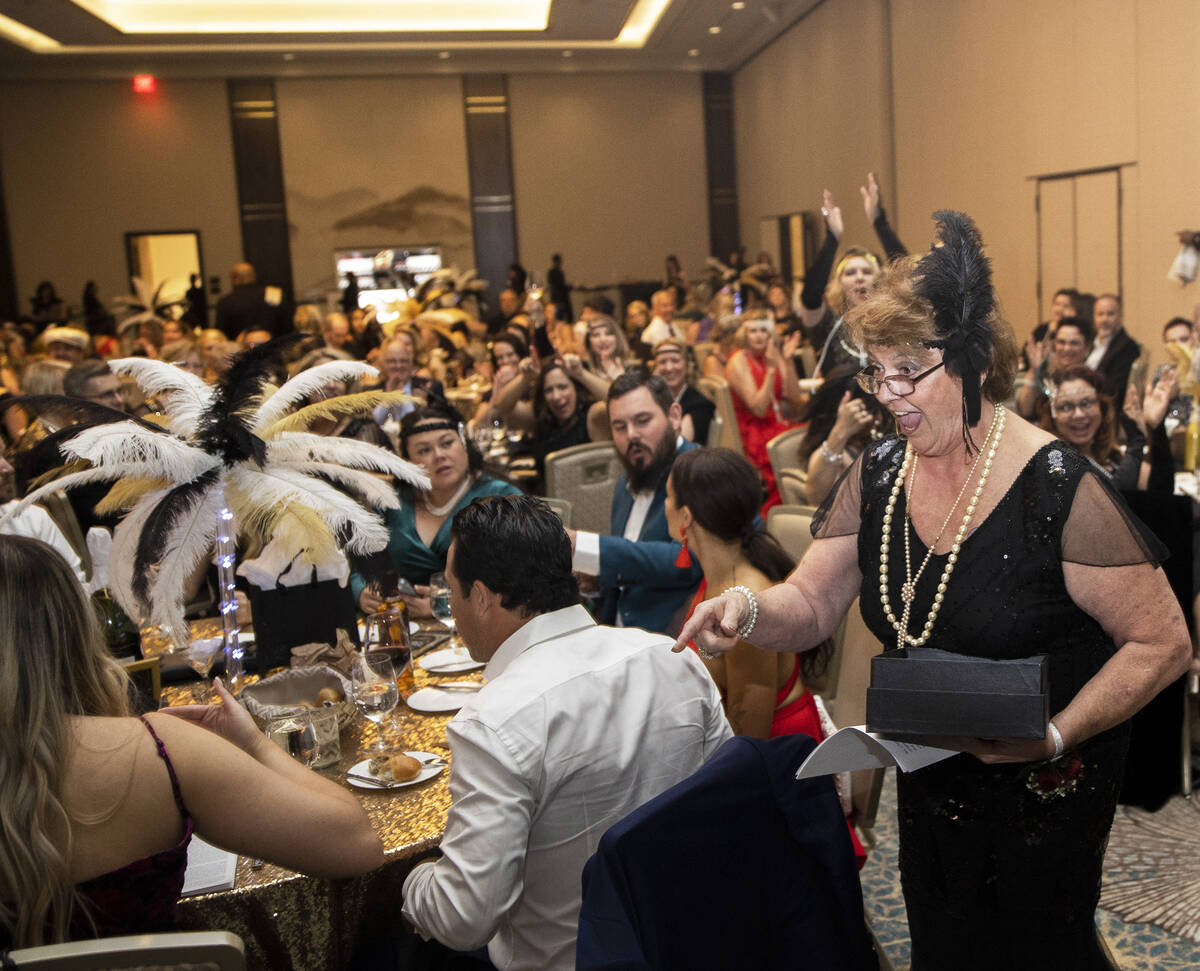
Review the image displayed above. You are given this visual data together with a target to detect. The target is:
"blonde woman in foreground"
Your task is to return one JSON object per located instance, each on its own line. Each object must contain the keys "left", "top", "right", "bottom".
{"left": 0, "top": 535, "right": 382, "bottom": 948}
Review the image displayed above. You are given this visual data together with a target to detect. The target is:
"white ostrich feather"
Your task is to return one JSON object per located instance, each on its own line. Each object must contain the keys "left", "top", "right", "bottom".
{"left": 108, "top": 485, "right": 170, "bottom": 626}
{"left": 266, "top": 432, "right": 430, "bottom": 488}
{"left": 108, "top": 357, "right": 215, "bottom": 435}
{"left": 144, "top": 479, "right": 223, "bottom": 647}
{"left": 227, "top": 465, "right": 389, "bottom": 555}
{"left": 288, "top": 461, "right": 401, "bottom": 511}
{"left": 251, "top": 361, "right": 380, "bottom": 432}
{"left": 705, "top": 256, "right": 733, "bottom": 276}
{"left": 0, "top": 466, "right": 140, "bottom": 530}
{"left": 62, "top": 422, "right": 220, "bottom": 482}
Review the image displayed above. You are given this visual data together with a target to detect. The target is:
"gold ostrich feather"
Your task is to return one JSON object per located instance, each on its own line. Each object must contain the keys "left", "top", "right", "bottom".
{"left": 261, "top": 390, "right": 419, "bottom": 437}
{"left": 95, "top": 477, "right": 170, "bottom": 515}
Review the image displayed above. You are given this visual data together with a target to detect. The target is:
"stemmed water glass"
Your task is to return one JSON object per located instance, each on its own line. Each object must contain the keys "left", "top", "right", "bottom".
{"left": 351, "top": 650, "right": 399, "bottom": 753}
{"left": 429, "top": 572, "right": 455, "bottom": 633}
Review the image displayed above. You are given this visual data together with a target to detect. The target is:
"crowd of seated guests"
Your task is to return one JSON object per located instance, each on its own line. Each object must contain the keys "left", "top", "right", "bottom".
{"left": 4, "top": 201, "right": 1200, "bottom": 959}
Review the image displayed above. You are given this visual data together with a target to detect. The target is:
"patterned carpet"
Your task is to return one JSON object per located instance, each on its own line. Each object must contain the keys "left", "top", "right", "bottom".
{"left": 859, "top": 771, "right": 1200, "bottom": 970}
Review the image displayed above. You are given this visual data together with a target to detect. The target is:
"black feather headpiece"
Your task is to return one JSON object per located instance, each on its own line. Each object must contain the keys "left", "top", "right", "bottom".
{"left": 915, "top": 211, "right": 995, "bottom": 445}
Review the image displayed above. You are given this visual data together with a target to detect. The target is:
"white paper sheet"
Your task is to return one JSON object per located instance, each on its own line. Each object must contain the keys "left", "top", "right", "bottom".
{"left": 795, "top": 725, "right": 959, "bottom": 779}
{"left": 181, "top": 836, "right": 239, "bottom": 896}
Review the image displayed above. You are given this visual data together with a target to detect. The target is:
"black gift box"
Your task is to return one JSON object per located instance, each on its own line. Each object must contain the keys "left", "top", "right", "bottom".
{"left": 866, "top": 647, "right": 1049, "bottom": 739}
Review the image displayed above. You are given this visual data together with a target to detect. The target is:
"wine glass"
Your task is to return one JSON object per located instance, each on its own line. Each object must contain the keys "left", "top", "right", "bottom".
{"left": 352, "top": 650, "right": 399, "bottom": 753}
{"left": 185, "top": 636, "right": 223, "bottom": 700}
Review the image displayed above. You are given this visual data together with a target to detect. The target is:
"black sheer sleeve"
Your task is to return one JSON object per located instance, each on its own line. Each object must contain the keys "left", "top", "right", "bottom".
{"left": 800, "top": 233, "right": 839, "bottom": 311}
{"left": 1061, "top": 466, "right": 1168, "bottom": 567}
{"left": 873, "top": 205, "right": 907, "bottom": 261}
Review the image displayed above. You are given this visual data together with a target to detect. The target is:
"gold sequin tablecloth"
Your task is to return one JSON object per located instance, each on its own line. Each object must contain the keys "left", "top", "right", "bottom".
{"left": 148, "top": 620, "right": 473, "bottom": 970}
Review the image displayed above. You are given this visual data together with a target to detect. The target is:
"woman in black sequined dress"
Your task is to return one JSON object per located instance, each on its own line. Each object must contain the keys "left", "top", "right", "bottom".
{"left": 676, "top": 213, "right": 1190, "bottom": 970}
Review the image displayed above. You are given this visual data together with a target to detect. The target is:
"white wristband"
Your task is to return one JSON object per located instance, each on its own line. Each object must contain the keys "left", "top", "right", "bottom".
{"left": 1048, "top": 720, "right": 1064, "bottom": 759}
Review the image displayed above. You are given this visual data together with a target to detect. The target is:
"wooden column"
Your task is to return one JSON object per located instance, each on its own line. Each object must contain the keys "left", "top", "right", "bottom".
{"left": 0, "top": 152, "right": 16, "bottom": 321}
{"left": 227, "top": 79, "right": 294, "bottom": 300}
{"left": 702, "top": 72, "right": 740, "bottom": 261}
{"left": 462, "top": 75, "right": 518, "bottom": 302}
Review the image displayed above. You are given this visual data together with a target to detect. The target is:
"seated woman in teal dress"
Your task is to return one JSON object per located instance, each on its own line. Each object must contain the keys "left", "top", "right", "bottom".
{"left": 351, "top": 403, "right": 521, "bottom": 617}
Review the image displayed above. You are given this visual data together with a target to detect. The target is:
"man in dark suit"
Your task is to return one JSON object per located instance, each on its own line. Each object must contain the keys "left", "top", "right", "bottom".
{"left": 1088, "top": 293, "right": 1141, "bottom": 403}
{"left": 568, "top": 371, "right": 703, "bottom": 634}
{"left": 214, "top": 262, "right": 291, "bottom": 340}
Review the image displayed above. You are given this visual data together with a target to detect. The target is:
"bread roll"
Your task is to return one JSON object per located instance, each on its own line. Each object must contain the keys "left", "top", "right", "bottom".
{"left": 368, "top": 752, "right": 422, "bottom": 783}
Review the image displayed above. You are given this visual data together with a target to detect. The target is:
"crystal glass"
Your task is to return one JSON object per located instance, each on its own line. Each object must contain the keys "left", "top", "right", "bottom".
{"left": 185, "top": 636, "right": 224, "bottom": 700}
{"left": 352, "top": 650, "right": 399, "bottom": 753}
{"left": 429, "top": 572, "right": 455, "bottom": 632}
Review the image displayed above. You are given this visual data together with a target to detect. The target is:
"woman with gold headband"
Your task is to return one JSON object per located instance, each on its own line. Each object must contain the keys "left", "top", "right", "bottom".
{"left": 677, "top": 212, "right": 1189, "bottom": 969}
{"left": 798, "top": 172, "right": 907, "bottom": 376}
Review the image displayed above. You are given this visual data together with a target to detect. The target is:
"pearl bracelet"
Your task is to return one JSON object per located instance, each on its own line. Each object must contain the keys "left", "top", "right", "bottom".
{"left": 1048, "top": 720, "right": 1064, "bottom": 759}
{"left": 820, "top": 441, "right": 845, "bottom": 464}
{"left": 725, "top": 585, "right": 759, "bottom": 639}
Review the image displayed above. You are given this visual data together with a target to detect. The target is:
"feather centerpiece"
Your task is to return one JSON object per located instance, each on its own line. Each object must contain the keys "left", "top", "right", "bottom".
{"left": 914, "top": 210, "right": 996, "bottom": 439}
{"left": 0, "top": 337, "right": 429, "bottom": 657}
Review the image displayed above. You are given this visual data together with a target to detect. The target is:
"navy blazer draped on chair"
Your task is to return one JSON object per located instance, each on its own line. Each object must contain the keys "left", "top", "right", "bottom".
{"left": 577, "top": 734, "right": 878, "bottom": 971}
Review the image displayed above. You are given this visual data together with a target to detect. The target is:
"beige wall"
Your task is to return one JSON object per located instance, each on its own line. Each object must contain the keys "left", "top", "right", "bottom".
{"left": 0, "top": 79, "right": 241, "bottom": 320}
{"left": 508, "top": 72, "right": 708, "bottom": 294}
{"left": 275, "top": 76, "right": 473, "bottom": 302}
{"left": 735, "top": 0, "right": 1200, "bottom": 352}
{"left": 734, "top": 0, "right": 895, "bottom": 268}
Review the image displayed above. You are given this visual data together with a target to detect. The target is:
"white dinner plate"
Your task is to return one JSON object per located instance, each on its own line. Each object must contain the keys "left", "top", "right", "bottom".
{"left": 346, "top": 752, "right": 444, "bottom": 790}
{"left": 406, "top": 684, "right": 479, "bottom": 713}
{"left": 419, "top": 648, "right": 484, "bottom": 674}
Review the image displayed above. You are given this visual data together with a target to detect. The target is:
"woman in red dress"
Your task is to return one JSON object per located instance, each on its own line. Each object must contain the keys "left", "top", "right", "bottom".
{"left": 665, "top": 447, "right": 866, "bottom": 864}
{"left": 724, "top": 314, "right": 805, "bottom": 511}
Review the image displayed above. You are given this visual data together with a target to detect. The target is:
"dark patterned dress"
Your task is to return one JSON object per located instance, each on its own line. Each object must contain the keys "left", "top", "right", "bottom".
{"left": 814, "top": 437, "right": 1164, "bottom": 970}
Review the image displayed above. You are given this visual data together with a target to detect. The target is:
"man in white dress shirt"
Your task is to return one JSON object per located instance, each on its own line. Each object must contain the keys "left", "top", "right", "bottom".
{"left": 402, "top": 494, "right": 731, "bottom": 970}
{"left": 0, "top": 456, "right": 85, "bottom": 583}
{"left": 639, "top": 289, "right": 686, "bottom": 347}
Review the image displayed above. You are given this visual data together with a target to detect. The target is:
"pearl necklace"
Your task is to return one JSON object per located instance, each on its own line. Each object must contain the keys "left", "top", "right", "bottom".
{"left": 879, "top": 406, "right": 1006, "bottom": 650}
{"left": 421, "top": 477, "right": 471, "bottom": 518}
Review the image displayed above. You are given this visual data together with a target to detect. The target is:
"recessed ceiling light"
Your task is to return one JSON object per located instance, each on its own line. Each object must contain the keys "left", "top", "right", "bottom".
{"left": 562, "top": 49, "right": 573, "bottom": 57}
{"left": 708, "top": 25, "right": 722, "bottom": 34}
{"left": 688, "top": 48, "right": 700, "bottom": 56}
{"left": 438, "top": 50, "right": 451, "bottom": 59}
{"left": 732, "top": 1, "right": 746, "bottom": 9}
{"left": 282, "top": 52, "right": 295, "bottom": 61}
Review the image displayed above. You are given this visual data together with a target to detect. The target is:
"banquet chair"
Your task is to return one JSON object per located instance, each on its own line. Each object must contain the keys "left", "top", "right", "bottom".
{"left": 542, "top": 496, "right": 573, "bottom": 527}
{"left": 690, "top": 340, "right": 715, "bottom": 376}
{"left": 821, "top": 598, "right": 887, "bottom": 846}
{"left": 766, "top": 426, "right": 806, "bottom": 490}
{"left": 7, "top": 930, "right": 246, "bottom": 970}
{"left": 543, "top": 441, "right": 621, "bottom": 535}
{"left": 577, "top": 734, "right": 878, "bottom": 971}
{"left": 705, "top": 412, "right": 724, "bottom": 449}
{"left": 766, "top": 503, "right": 818, "bottom": 563}
{"left": 777, "top": 468, "right": 808, "bottom": 506}
{"left": 696, "top": 377, "right": 743, "bottom": 453}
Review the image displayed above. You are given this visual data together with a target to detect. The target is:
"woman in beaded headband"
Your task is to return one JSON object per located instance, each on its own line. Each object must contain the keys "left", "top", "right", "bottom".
{"left": 675, "top": 210, "right": 1189, "bottom": 968}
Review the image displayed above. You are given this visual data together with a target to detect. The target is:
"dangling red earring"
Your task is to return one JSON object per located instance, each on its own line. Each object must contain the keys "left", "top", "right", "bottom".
{"left": 674, "top": 524, "right": 693, "bottom": 568}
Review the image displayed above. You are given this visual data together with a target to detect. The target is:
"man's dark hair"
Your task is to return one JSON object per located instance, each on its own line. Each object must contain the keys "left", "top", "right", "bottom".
{"left": 450, "top": 495, "right": 579, "bottom": 616}
{"left": 607, "top": 367, "right": 674, "bottom": 414}
{"left": 63, "top": 360, "right": 111, "bottom": 399}
{"left": 583, "top": 294, "right": 615, "bottom": 316}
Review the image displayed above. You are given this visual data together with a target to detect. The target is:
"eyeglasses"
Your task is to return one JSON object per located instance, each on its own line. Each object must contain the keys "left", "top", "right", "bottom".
{"left": 855, "top": 361, "right": 945, "bottom": 396}
{"left": 1050, "top": 396, "right": 1099, "bottom": 416}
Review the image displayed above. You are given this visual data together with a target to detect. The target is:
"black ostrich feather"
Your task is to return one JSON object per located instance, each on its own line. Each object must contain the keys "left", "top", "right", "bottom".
{"left": 915, "top": 211, "right": 995, "bottom": 433}
{"left": 132, "top": 467, "right": 221, "bottom": 605}
{"left": 194, "top": 334, "right": 303, "bottom": 467}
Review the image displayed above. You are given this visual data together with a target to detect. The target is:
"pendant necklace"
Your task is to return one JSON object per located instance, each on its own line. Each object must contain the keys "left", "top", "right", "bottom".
{"left": 879, "top": 406, "right": 1005, "bottom": 650}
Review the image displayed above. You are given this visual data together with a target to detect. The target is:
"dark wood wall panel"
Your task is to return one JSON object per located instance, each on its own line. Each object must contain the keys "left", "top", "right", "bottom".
{"left": 227, "top": 79, "right": 294, "bottom": 300}
{"left": 462, "top": 75, "right": 518, "bottom": 304}
{"left": 702, "top": 72, "right": 740, "bottom": 262}
{"left": 0, "top": 151, "right": 16, "bottom": 321}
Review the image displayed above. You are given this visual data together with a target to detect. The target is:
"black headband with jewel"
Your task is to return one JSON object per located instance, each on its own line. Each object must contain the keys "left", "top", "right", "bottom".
{"left": 915, "top": 210, "right": 995, "bottom": 445}
{"left": 399, "top": 418, "right": 462, "bottom": 444}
